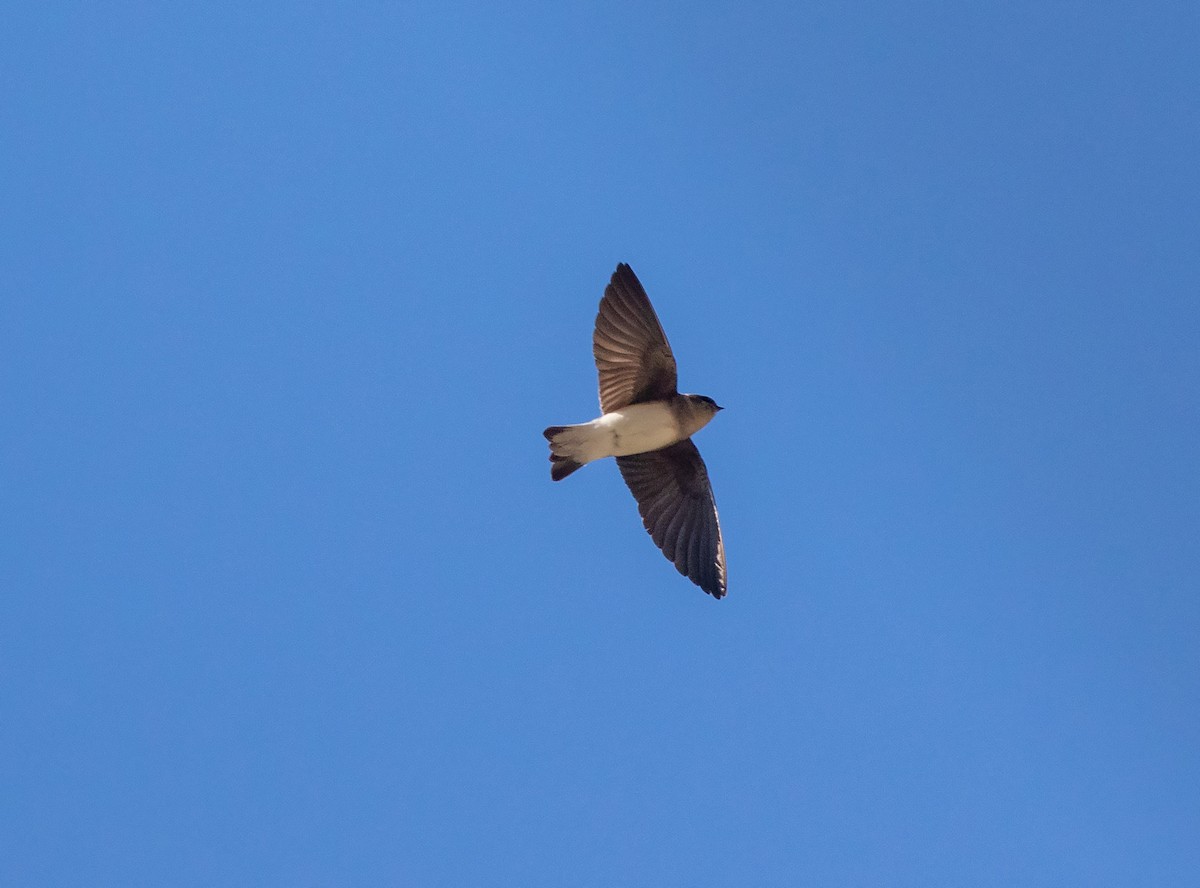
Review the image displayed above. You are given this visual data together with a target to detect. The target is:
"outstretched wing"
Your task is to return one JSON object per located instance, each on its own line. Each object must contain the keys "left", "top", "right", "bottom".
{"left": 616, "top": 439, "right": 726, "bottom": 598}
{"left": 593, "top": 263, "right": 678, "bottom": 413}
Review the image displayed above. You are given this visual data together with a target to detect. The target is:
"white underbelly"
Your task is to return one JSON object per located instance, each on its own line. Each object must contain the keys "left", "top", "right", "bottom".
{"left": 593, "top": 403, "right": 681, "bottom": 457}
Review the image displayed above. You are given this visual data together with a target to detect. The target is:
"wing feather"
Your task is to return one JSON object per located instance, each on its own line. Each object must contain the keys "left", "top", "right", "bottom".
{"left": 615, "top": 439, "right": 726, "bottom": 598}
{"left": 593, "top": 264, "right": 678, "bottom": 412}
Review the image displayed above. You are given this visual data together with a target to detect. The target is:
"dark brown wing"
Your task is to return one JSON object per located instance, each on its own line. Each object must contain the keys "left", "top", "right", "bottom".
{"left": 593, "top": 263, "right": 678, "bottom": 413}
{"left": 616, "top": 439, "right": 726, "bottom": 598}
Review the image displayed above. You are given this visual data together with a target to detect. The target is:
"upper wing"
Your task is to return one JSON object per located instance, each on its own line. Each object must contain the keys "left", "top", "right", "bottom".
{"left": 616, "top": 439, "right": 726, "bottom": 598}
{"left": 593, "top": 263, "right": 678, "bottom": 413}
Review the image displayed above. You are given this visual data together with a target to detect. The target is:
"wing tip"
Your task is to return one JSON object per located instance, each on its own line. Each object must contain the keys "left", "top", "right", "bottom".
{"left": 609, "top": 263, "right": 646, "bottom": 297}
{"left": 696, "top": 566, "right": 727, "bottom": 599}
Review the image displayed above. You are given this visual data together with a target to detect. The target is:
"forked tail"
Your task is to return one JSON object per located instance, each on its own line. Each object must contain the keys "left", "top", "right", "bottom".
{"left": 543, "top": 425, "right": 585, "bottom": 481}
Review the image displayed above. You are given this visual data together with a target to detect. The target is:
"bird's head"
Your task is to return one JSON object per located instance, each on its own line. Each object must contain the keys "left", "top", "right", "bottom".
{"left": 682, "top": 394, "right": 723, "bottom": 432}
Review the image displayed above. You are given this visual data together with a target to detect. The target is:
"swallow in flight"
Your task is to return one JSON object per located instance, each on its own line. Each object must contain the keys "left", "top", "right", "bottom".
{"left": 543, "top": 263, "right": 726, "bottom": 598}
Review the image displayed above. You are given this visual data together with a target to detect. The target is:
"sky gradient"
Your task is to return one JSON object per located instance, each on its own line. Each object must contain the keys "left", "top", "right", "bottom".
{"left": 3, "top": 2, "right": 1198, "bottom": 885}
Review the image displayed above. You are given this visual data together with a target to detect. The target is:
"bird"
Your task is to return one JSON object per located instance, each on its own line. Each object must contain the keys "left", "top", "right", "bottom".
{"left": 543, "top": 263, "right": 727, "bottom": 598}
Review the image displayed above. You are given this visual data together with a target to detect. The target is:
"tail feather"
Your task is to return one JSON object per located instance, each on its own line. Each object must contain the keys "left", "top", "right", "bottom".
{"left": 543, "top": 424, "right": 587, "bottom": 481}
{"left": 550, "top": 454, "right": 583, "bottom": 481}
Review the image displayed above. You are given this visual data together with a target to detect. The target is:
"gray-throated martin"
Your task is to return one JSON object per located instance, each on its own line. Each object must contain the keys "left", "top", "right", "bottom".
{"left": 543, "top": 263, "right": 726, "bottom": 598}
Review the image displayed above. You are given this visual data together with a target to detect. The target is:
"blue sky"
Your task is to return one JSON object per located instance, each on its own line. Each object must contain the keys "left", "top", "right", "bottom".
{"left": 3, "top": 2, "right": 1198, "bottom": 885}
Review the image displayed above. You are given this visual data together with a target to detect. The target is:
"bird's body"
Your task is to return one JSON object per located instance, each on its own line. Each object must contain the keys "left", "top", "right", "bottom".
{"left": 546, "top": 397, "right": 717, "bottom": 466}
{"left": 543, "top": 263, "right": 727, "bottom": 598}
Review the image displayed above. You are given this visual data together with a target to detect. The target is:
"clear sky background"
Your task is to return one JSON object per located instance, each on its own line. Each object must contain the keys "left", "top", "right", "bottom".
{"left": 3, "top": 2, "right": 1198, "bottom": 885}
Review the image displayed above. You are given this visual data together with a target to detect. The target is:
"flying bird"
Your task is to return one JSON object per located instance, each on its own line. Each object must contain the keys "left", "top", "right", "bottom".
{"left": 543, "top": 263, "right": 727, "bottom": 598}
